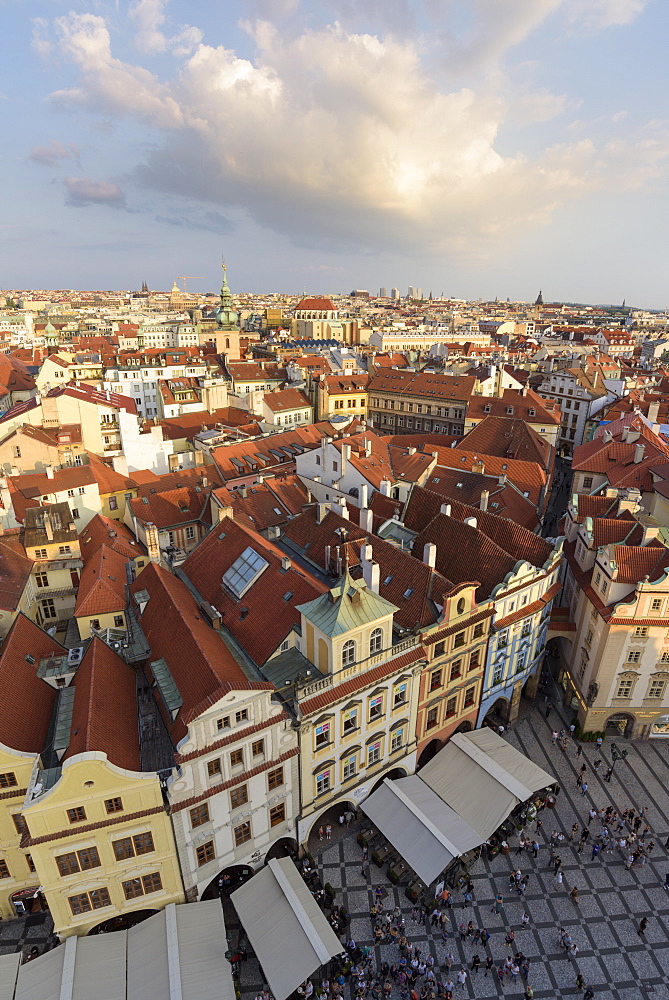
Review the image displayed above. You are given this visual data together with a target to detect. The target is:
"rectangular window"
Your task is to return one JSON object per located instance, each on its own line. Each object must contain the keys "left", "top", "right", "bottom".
{"left": 113, "top": 838, "right": 135, "bottom": 861}
{"left": 445, "top": 697, "right": 457, "bottom": 718}
{"left": 230, "top": 784, "right": 248, "bottom": 809}
{"left": 234, "top": 822, "right": 252, "bottom": 846}
{"left": 368, "top": 741, "right": 381, "bottom": 765}
{"left": 315, "top": 723, "right": 330, "bottom": 748}
{"left": 89, "top": 888, "right": 111, "bottom": 909}
{"left": 661, "top": 651, "right": 669, "bottom": 662}
{"left": 190, "top": 804, "right": 210, "bottom": 828}
{"left": 67, "top": 806, "right": 86, "bottom": 824}
{"left": 77, "top": 847, "right": 101, "bottom": 871}
{"left": 69, "top": 892, "right": 92, "bottom": 915}
{"left": 463, "top": 686, "right": 476, "bottom": 708}
{"left": 430, "top": 670, "right": 442, "bottom": 692}
{"left": 583, "top": 477, "right": 593, "bottom": 489}
{"left": 26, "top": 854, "right": 35, "bottom": 873}
{"left": 134, "top": 832, "right": 155, "bottom": 856}
{"left": 35, "top": 572, "right": 49, "bottom": 588}
{"left": 648, "top": 679, "right": 666, "bottom": 698}
{"left": 270, "top": 803, "right": 286, "bottom": 827}
{"left": 104, "top": 797, "right": 123, "bottom": 814}
{"left": 217, "top": 717, "right": 230, "bottom": 732}
{"left": 426, "top": 707, "right": 438, "bottom": 730}
{"left": 0, "top": 773, "right": 17, "bottom": 789}
{"left": 142, "top": 872, "right": 163, "bottom": 895}
{"left": 252, "top": 739, "right": 264, "bottom": 756}
{"left": 268, "top": 766, "right": 284, "bottom": 790}
{"left": 521, "top": 620, "right": 532, "bottom": 637}
{"left": 316, "top": 770, "right": 330, "bottom": 796}
{"left": 207, "top": 759, "right": 222, "bottom": 778}
{"left": 434, "top": 641, "right": 445, "bottom": 656}
{"left": 651, "top": 598, "right": 662, "bottom": 611}
{"left": 235, "top": 709, "right": 248, "bottom": 724}
{"left": 369, "top": 696, "right": 383, "bottom": 720}
{"left": 391, "top": 729, "right": 403, "bottom": 753}
{"left": 627, "top": 650, "right": 641, "bottom": 663}
{"left": 185, "top": 525, "right": 196, "bottom": 541}
{"left": 468, "top": 651, "right": 480, "bottom": 671}
{"left": 108, "top": 496, "right": 118, "bottom": 511}
{"left": 634, "top": 626, "right": 648, "bottom": 637}
{"left": 230, "top": 749, "right": 244, "bottom": 767}
{"left": 56, "top": 852, "right": 80, "bottom": 877}
{"left": 473, "top": 623, "right": 484, "bottom": 639}
{"left": 450, "top": 660, "right": 462, "bottom": 681}
{"left": 342, "top": 755, "right": 357, "bottom": 780}
{"left": 11, "top": 814, "right": 26, "bottom": 836}
{"left": 453, "top": 631, "right": 465, "bottom": 648}
{"left": 343, "top": 708, "right": 358, "bottom": 733}
{"left": 497, "top": 631, "right": 508, "bottom": 649}
{"left": 616, "top": 679, "right": 633, "bottom": 699}
{"left": 196, "top": 841, "right": 215, "bottom": 867}
{"left": 34, "top": 549, "right": 47, "bottom": 559}
{"left": 41, "top": 599, "right": 57, "bottom": 619}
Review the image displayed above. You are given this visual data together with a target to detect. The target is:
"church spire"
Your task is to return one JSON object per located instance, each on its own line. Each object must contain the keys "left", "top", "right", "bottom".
{"left": 216, "top": 255, "right": 238, "bottom": 330}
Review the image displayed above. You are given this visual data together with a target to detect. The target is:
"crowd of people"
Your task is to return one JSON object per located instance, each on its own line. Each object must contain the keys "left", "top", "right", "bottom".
{"left": 286, "top": 715, "right": 661, "bottom": 1000}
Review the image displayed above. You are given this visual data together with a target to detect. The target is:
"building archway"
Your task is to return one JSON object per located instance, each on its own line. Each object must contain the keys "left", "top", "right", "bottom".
{"left": 264, "top": 837, "right": 298, "bottom": 865}
{"left": 605, "top": 712, "right": 635, "bottom": 738}
{"left": 650, "top": 714, "right": 669, "bottom": 737}
{"left": 10, "top": 887, "right": 48, "bottom": 917}
{"left": 483, "top": 697, "right": 510, "bottom": 727}
{"left": 201, "top": 864, "right": 255, "bottom": 900}
{"left": 454, "top": 720, "right": 473, "bottom": 735}
{"left": 88, "top": 908, "right": 157, "bottom": 935}
{"left": 417, "top": 739, "right": 443, "bottom": 770}
{"left": 369, "top": 767, "right": 406, "bottom": 794}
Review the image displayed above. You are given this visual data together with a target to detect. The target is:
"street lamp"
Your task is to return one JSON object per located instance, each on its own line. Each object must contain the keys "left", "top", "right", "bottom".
{"left": 605, "top": 740, "right": 628, "bottom": 781}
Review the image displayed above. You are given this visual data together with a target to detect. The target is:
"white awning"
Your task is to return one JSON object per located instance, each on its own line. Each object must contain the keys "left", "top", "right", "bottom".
{"left": 175, "top": 899, "right": 235, "bottom": 1000}
{"left": 127, "top": 910, "right": 170, "bottom": 1000}
{"left": 419, "top": 729, "right": 554, "bottom": 841}
{"left": 360, "top": 775, "right": 484, "bottom": 884}
{"left": 72, "top": 932, "right": 127, "bottom": 1000}
{"left": 14, "top": 945, "right": 65, "bottom": 1000}
{"left": 232, "top": 857, "right": 343, "bottom": 1000}
{"left": 0, "top": 955, "right": 20, "bottom": 1000}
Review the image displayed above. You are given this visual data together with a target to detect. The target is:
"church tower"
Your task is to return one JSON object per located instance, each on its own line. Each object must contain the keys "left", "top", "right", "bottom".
{"left": 215, "top": 260, "right": 239, "bottom": 331}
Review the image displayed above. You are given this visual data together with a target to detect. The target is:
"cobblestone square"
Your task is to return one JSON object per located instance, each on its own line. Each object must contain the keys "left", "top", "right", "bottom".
{"left": 237, "top": 705, "right": 669, "bottom": 1000}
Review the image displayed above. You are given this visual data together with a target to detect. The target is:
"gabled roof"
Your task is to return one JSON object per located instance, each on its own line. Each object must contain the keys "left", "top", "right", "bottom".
{"left": 74, "top": 545, "right": 128, "bottom": 617}
{"left": 457, "top": 415, "right": 553, "bottom": 472}
{"left": 611, "top": 544, "right": 669, "bottom": 585}
{"left": 264, "top": 387, "right": 312, "bottom": 413}
{"left": 0, "top": 614, "right": 65, "bottom": 754}
{"left": 211, "top": 425, "right": 324, "bottom": 482}
{"left": 466, "top": 389, "right": 560, "bottom": 425}
{"left": 46, "top": 381, "right": 137, "bottom": 414}
{"left": 296, "top": 566, "right": 398, "bottom": 637}
{"left": 212, "top": 476, "right": 308, "bottom": 533}
{"left": 183, "top": 516, "right": 327, "bottom": 665}
{"left": 129, "top": 486, "right": 211, "bottom": 530}
{"left": 79, "top": 514, "right": 146, "bottom": 564}
{"left": 412, "top": 444, "right": 546, "bottom": 507}
{"left": 0, "top": 532, "right": 33, "bottom": 612}
{"left": 64, "top": 638, "right": 141, "bottom": 772}
{"left": 367, "top": 370, "right": 476, "bottom": 401}
{"left": 295, "top": 297, "right": 336, "bottom": 311}
{"left": 425, "top": 466, "right": 538, "bottom": 530}
{"left": 131, "top": 564, "right": 269, "bottom": 742}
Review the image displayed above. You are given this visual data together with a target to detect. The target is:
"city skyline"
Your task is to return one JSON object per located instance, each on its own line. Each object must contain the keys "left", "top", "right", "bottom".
{"left": 1, "top": 0, "right": 667, "bottom": 304}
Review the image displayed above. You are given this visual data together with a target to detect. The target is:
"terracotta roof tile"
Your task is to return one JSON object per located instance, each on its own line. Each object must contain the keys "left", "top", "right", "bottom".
{"left": 74, "top": 544, "right": 128, "bottom": 617}
{"left": 129, "top": 485, "right": 210, "bottom": 530}
{"left": 0, "top": 534, "right": 33, "bottom": 612}
{"left": 79, "top": 514, "right": 146, "bottom": 564}
{"left": 457, "top": 415, "right": 553, "bottom": 472}
{"left": 263, "top": 387, "right": 312, "bottom": 413}
{"left": 0, "top": 614, "right": 65, "bottom": 753}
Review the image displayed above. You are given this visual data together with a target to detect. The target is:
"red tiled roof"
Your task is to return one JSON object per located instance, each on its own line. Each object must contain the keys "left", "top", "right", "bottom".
{"left": 295, "top": 297, "right": 336, "bottom": 311}
{"left": 129, "top": 485, "right": 211, "bottom": 530}
{"left": 457, "top": 415, "right": 553, "bottom": 471}
{"left": 0, "top": 614, "right": 65, "bottom": 753}
{"left": 611, "top": 544, "right": 669, "bottom": 585}
{"left": 64, "top": 638, "right": 141, "bottom": 771}
{"left": 368, "top": 370, "right": 476, "bottom": 402}
{"left": 74, "top": 545, "right": 128, "bottom": 617}
{"left": 183, "top": 516, "right": 327, "bottom": 666}
{"left": 46, "top": 381, "right": 137, "bottom": 414}
{"left": 211, "top": 425, "right": 324, "bottom": 482}
{"left": 264, "top": 387, "right": 312, "bottom": 413}
{"left": 131, "top": 563, "right": 270, "bottom": 742}
{"left": 211, "top": 476, "right": 308, "bottom": 533}
{"left": 0, "top": 533, "right": 33, "bottom": 612}
{"left": 421, "top": 445, "right": 546, "bottom": 507}
{"left": 79, "top": 514, "right": 146, "bottom": 564}
{"left": 466, "top": 389, "right": 560, "bottom": 425}
{"left": 423, "top": 466, "right": 538, "bottom": 530}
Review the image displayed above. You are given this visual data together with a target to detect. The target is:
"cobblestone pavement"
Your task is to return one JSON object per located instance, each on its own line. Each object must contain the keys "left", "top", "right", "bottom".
{"left": 0, "top": 911, "right": 56, "bottom": 963}
{"left": 238, "top": 705, "right": 669, "bottom": 1000}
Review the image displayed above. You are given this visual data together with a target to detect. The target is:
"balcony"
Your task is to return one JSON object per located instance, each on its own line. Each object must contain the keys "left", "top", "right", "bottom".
{"left": 298, "top": 635, "right": 421, "bottom": 699}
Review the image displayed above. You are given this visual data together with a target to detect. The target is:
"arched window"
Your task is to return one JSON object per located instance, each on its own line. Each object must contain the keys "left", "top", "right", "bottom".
{"left": 457, "top": 598, "right": 466, "bottom": 615}
{"left": 342, "top": 640, "right": 356, "bottom": 668}
{"left": 369, "top": 628, "right": 383, "bottom": 656}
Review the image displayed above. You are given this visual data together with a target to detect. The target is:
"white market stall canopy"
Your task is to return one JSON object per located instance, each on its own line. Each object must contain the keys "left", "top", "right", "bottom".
{"left": 419, "top": 729, "right": 555, "bottom": 842}
{"left": 4, "top": 900, "right": 234, "bottom": 1000}
{"left": 232, "top": 857, "right": 343, "bottom": 1000}
{"left": 361, "top": 774, "right": 484, "bottom": 884}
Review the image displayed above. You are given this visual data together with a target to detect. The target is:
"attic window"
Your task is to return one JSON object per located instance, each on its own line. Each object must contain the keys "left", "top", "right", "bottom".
{"left": 222, "top": 546, "right": 269, "bottom": 599}
{"left": 283, "top": 591, "right": 294, "bottom": 601}
{"left": 383, "top": 575, "right": 393, "bottom": 585}
{"left": 432, "top": 478, "right": 440, "bottom": 483}
{"left": 273, "top": 508, "right": 283, "bottom": 515}
{"left": 456, "top": 482, "right": 464, "bottom": 488}
{"left": 25, "top": 655, "right": 35, "bottom": 665}
{"left": 403, "top": 588, "right": 414, "bottom": 598}
{"left": 218, "top": 532, "right": 226, "bottom": 540}
{"left": 141, "top": 497, "right": 149, "bottom": 505}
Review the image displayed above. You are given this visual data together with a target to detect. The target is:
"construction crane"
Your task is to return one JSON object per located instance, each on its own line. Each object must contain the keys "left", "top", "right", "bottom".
{"left": 176, "top": 276, "right": 204, "bottom": 293}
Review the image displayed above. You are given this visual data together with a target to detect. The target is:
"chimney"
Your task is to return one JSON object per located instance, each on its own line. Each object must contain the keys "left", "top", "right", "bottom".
{"left": 316, "top": 502, "right": 329, "bottom": 524}
{"left": 239, "top": 485, "right": 247, "bottom": 498}
{"left": 603, "top": 429, "right": 613, "bottom": 443}
{"left": 380, "top": 479, "right": 391, "bottom": 496}
{"left": 423, "top": 542, "right": 436, "bottom": 568}
{"left": 331, "top": 499, "right": 350, "bottom": 520}
{"left": 408, "top": 446, "right": 416, "bottom": 455}
{"left": 365, "top": 439, "right": 372, "bottom": 457}
{"left": 440, "top": 503, "right": 451, "bottom": 516}
{"left": 362, "top": 557, "right": 380, "bottom": 595}
{"left": 641, "top": 523, "right": 661, "bottom": 545}
{"left": 341, "top": 442, "right": 351, "bottom": 462}
{"left": 359, "top": 507, "right": 373, "bottom": 531}
{"left": 45, "top": 465, "right": 54, "bottom": 480}
{"left": 634, "top": 442, "right": 645, "bottom": 464}
{"left": 647, "top": 401, "right": 660, "bottom": 425}
{"left": 480, "top": 489, "right": 489, "bottom": 512}
{"left": 44, "top": 516, "right": 53, "bottom": 541}
{"left": 359, "top": 483, "right": 369, "bottom": 509}
{"left": 464, "top": 516, "right": 478, "bottom": 529}
{"left": 281, "top": 556, "right": 292, "bottom": 571}
{"left": 472, "top": 457, "right": 485, "bottom": 475}
{"left": 498, "top": 474, "right": 506, "bottom": 485}
{"left": 267, "top": 526, "right": 281, "bottom": 540}
{"left": 360, "top": 543, "right": 373, "bottom": 564}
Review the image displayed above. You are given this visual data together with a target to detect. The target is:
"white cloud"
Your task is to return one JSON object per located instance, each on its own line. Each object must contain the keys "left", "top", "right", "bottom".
{"left": 129, "top": 0, "right": 203, "bottom": 56}
{"left": 29, "top": 140, "right": 80, "bottom": 167}
{"left": 64, "top": 177, "right": 126, "bottom": 208}
{"left": 43, "top": 4, "right": 664, "bottom": 256}
{"left": 566, "top": 0, "right": 648, "bottom": 30}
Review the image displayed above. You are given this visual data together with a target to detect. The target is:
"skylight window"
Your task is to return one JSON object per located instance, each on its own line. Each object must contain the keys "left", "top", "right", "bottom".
{"left": 403, "top": 588, "right": 414, "bottom": 598}
{"left": 222, "top": 547, "right": 269, "bottom": 599}
{"left": 383, "top": 574, "right": 393, "bottom": 585}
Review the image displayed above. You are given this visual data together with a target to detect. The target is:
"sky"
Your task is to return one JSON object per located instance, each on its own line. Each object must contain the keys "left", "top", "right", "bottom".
{"left": 1, "top": 0, "right": 668, "bottom": 304}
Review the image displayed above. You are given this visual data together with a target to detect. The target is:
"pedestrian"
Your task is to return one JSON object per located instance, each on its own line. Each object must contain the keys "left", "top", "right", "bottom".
{"left": 576, "top": 744, "right": 583, "bottom": 758}
{"left": 570, "top": 886, "right": 579, "bottom": 902}
{"left": 492, "top": 894, "right": 503, "bottom": 914}
{"left": 555, "top": 870, "right": 563, "bottom": 888}
{"left": 583, "top": 989, "right": 595, "bottom": 1000}
{"left": 570, "top": 823, "right": 579, "bottom": 841}
{"left": 470, "top": 955, "right": 480, "bottom": 974}
{"left": 484, "top": 957, "right": 494, "bottom": 977}
{"left": 360, "top": 861, "right": 368, "bottom": 879}
{"left": 456, "top": 969, "right": 467, "bottom": 988}
{"left": 480, "top": 928, "right": 491, "bottom": 946}
{"left": 576, "top": 773, "right": 583, "bottom": 789}
{"left": 516, "top": 836, "right": 525, "bottom": 855}
{"left": 596, "top": 736, "right": 603, "bottom": 750}
{"left": 637, "top": 917, "right": 648, "bottom": 937}
{"left": 551, "top": 730, "right": 559, "bottom": 745}
{"left": 521, "top": 912, "right": 530, "bottom": 927}
{"left": 591, "top": 843, "right": 601, "bottom": 861}
{"left": 319, "top": 826, "right": 325, "bottom": 841}
{"left": 569, "top": 723, "right": 576, "bottom": 737}
{"left": 326, "top": 824, "right": 332, "bottom": 840}
{"left": 604, "top": 767, "right": 613, "bottom": 782}
{"left": 575, "top": 973, "right": 585, "bottom": 990}
{"left": 532, "top": 840, "right": 539, "bottom": 858}
{"left": 498, "top": 725, "right": 505, "bottom": 736}
{"left": 581, "top": 781, "right": 589, "bottom": 796}
{"left": 545, "top": 705, "right": 551, "bottom": 719}
{"left": 339, "top": 814, "right": 345, "bottom": 828}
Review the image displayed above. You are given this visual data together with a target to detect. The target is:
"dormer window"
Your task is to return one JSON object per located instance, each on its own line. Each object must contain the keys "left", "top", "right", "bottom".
{"left": 342, "top": 640, "right": 356, "bottom": 668}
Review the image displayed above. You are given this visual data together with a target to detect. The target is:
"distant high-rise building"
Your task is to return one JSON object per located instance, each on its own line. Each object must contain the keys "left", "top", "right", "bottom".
{"left": 379, "top": 287, "right": 388, "bottom": 298}
{"left": 416, "top": 288, "right": 423, "bottom": 300}
{"left": 407, "top": 285, "right": 415, "bottom": 299}
{"left": 390, "top": 287, "right": 401, "bottom": 301}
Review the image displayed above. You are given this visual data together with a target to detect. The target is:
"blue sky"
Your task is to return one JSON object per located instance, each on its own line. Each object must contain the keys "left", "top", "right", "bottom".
{"left": 1, "top": 0, "right": 667, "bottom": 305}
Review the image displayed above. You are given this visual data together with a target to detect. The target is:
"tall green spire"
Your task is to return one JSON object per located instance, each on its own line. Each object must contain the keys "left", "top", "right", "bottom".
{"left": 216, "top": 256, "right": 238, "bottom": 330}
